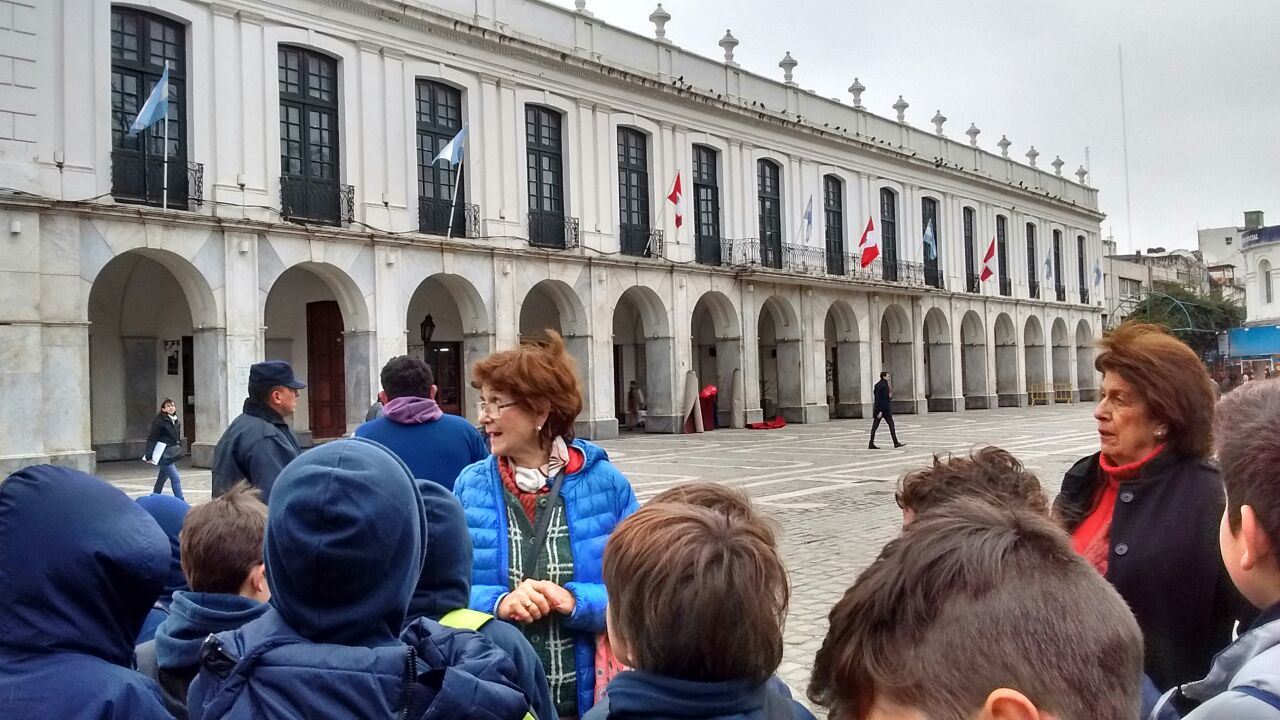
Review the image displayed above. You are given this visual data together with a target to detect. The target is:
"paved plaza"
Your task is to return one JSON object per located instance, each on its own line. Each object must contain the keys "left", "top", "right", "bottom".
{"left": 98, "top": 403, "right": 1098, "bottom": 709}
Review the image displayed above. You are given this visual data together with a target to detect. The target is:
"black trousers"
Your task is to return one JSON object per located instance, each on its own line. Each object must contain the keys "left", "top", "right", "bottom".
{"left": 870, "top": 410, "right": 900, "bottom": 445}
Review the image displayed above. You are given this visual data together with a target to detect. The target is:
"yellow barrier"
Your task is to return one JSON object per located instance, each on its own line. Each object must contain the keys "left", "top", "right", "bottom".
{"left": 1029, "top": 383, "right": 1074, "bottom": 406}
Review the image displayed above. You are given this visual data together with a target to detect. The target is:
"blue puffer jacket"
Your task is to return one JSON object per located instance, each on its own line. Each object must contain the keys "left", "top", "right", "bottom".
{"left": 0, "top": 466, "right": 173, "bottom": 720}
{"left": 454, "top": 439, "right": 639, "bottom": 717}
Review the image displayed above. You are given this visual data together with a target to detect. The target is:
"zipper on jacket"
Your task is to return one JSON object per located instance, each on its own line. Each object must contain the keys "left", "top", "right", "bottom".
{"left": 400, "top": 645, "right": 417, "bottom": 720}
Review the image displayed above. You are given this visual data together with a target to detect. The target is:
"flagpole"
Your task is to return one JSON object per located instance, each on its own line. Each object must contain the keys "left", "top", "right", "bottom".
{"left": 445, "top": 154, "right": 462, "bottom": 241}
{"left": 161, "top": 61, "right": 169, "bottom": 211}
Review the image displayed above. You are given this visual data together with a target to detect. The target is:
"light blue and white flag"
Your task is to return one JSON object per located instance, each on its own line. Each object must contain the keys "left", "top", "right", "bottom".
{"left": 802, "top": 195, "right": 813, "bottom": 243}
{"left": 1093, "top": 258, "right": 1103, "bottom": 288}
{"left": 922, "top": 219, "right": 937, "bottom": 260}
{"left": 1044, "top": 255, "right": 1054, "bottom": 280}
{"left": 432, "top": 124, "right": 468, "bottom": 167}
{"left": 128, "top": 64, "right": 169, "bottom": 135}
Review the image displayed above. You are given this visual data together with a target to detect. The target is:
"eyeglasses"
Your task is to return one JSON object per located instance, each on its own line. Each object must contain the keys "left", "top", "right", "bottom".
{"left": 476, "top": 400, "right": 519, "bottom": 417}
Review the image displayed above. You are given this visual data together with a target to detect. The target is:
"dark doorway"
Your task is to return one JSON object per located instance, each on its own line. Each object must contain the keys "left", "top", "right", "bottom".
{"left": 306, "top": 300, "right": 346, "bottom": 438}
{"left": 181, "top": 335, "right": 195, "bottom": 444}
{"left": 424, "top": 341, "right": 463, "bottom": 416}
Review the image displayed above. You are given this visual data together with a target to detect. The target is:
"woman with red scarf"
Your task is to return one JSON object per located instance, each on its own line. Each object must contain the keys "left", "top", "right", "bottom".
{"left": 1055, "top": 323, "right": 1249, "bottom": 693}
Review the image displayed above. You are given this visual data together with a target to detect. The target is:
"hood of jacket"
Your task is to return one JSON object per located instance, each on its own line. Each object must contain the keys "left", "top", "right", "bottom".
{"left": 264, "top": 437, "right": 428, "bottom": 647}
{"left": 383, "top": 396, "right": 444, "bottom": 425}
{"left": 405, "top": 479, "right": 472, "bottom": 624}
{"left": 135, "top": 494, "right": 191, "bottom": 601}
{"left": 154, "top": 591, "right": 269, "bottom": 670}
{"left": 399, "top": 617, "right": 527, "bottom": 718}
{"left": 0, "top": 465, "right": 169, "bottom": 666}
{"left": 599, "top": 670, "right": 769, "bottom": 719}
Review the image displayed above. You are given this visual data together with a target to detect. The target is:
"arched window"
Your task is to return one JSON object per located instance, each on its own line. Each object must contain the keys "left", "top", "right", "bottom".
{"left": 879, "top": 188, "right": 899, "bottom": 281}
{"left": 1263, "top": 259, "right": 1275, "bottom": 304}
{"left": 617, "top": 127, "right": 651, "bottom": 257}
{"left": 279, "top": 46, "right": 343, "bottom": 225}
{"left": 526, "top": 104, "right": 566, "bottom": 248}
{"left": 1025, "top": 223, "right": 1039, "bottom": 298}
{"left": 996, "top": 215, "right": 1010, "bottom": 296}
{"left": 921, "top": 196, "right": 942, "bottom": 288}
{"left": 963, "top": 206, "right": 977, "bottom": 292}
{"left": 757, "top": 159, "right": 782, "bottom": 269}
{"left": 416, "top": 80, "right": 464, "bottom": 236}
{"left": 823, "top": 175, "right": 844, "bottom": 275}
{"left": 692, "top": 144, "right": 721, "bottom": 265}
{"left": 110, "top": 7, "right": 189, "bottom": 208}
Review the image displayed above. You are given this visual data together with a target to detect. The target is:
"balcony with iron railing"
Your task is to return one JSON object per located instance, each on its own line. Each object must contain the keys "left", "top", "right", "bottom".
{"left": 527, "top": 211, "right": 580, "bottom": 250}
{"left": 924, "top": 264, "right": 945, "bottom": 290}
{"left": 111, "top": 151, "right": 204, "bottom": 210}
{"left": 280, "top": 176, "right": 354, "bottom": 226}
{"left": 418, "top": 197, "right": 479, "bottom": 238}
{"left": 1055, "top": 284, "right": 1067, "bottom": 302}
{"left": 1080, "top": 288, "right": 1091, "bottom": 304}
{"left": 999, "top": 276, "right": 1012, "bottom": 297}
{"left": 1028, "top": 279, "right": 1041, "bottom": 299}
{"left": 966, "top": 273, "right": 981, "bottom": 293}
{"left": 620, "top": 224, "right": 665, "bottom": 259}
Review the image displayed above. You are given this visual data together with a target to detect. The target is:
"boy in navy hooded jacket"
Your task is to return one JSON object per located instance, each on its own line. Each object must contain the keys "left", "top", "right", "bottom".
{"left": 0, "top": 466, "right": 173, "bottom": 720}
{"left": 187, "top": 437, "right": 530, "bottom": 720}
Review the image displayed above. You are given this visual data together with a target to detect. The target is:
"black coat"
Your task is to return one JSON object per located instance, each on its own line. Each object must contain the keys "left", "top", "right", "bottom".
{"left": 145, "top": 412, "right": 183, "bottom": 463}
{"left": 210, "top": 399, "right": 301, "bottom": 503}
{"left": 1054, "top": 450, "right": 1250, "bottom": 691}
{"left": 873, "top": 379, "right": 892, "bottom": 413}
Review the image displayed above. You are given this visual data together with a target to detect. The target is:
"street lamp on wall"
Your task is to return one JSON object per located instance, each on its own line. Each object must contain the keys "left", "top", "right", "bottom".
{"left": 419, "top": 313, "right": 436, "bottom": 351}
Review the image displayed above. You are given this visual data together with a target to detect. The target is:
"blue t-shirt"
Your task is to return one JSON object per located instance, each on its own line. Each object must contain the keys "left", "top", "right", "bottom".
{"left": 354, "top": 414, "right": 488, "bottom": 491}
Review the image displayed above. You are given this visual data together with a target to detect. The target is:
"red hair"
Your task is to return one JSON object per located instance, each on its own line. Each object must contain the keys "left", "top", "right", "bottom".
{"left": 472, "top": 331, "right": 583, "bottom": 444}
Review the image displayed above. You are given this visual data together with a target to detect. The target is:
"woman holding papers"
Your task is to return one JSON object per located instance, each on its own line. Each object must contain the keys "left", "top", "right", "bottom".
{"left": 145, "top": 398, "right": 185, "bottom": 500}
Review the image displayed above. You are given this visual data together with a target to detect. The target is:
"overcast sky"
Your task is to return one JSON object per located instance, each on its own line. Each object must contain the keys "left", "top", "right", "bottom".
{"left": 546, "top": 0, "right": 1280, "bottom": 252}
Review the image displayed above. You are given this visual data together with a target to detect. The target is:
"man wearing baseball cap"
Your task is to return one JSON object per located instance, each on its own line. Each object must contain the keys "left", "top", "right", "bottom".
{"left": 211, "top": 361, "right": 306, "bottom": 503}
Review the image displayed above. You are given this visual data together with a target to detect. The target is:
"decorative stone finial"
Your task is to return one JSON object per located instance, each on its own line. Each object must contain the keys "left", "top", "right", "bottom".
{"left": 966, "top": 123, "right": 980, "bottom": 147}
{"left": 1026, "top": 145, "right": 1039, "bottom": 167}
{"left": 1076, "top": 165, "right": 1089, "bottom": 185}
{"left": 574, "top": 0, "right": 588, "bottom": 13}
{"left": 719, "top": 29, "right": 738, "bottom": 66}
{"left": 893, "top": 95, "right": 909, "bottom": 123}
{"left": 997, "top": 135, "right": 1011, "bottom": 158}
{"left": 931, "top": 109, "right": 947, "bottom": 136}
{"left": 779, "top": 52, "right": 797, "bottom": 85}
{"left": 1051, "top": 155, "right": 1064, "bottom": 176}
{"left": 848, "top": 78, "right": 865, "bottom": 108}
{"left": 649, "top": 4, "right": 670, "bottom": 41}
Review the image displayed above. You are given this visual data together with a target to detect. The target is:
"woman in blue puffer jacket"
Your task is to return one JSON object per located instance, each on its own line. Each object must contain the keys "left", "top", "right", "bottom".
{"left": 454, "top": 331, "right": 639, "bottom": 719}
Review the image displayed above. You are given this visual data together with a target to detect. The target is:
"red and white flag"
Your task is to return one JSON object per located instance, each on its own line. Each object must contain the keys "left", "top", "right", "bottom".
{"left": 857, "top": 216, "right": 880, "bottom": 268}
{"left": 667, "top": 172, "right": 683, "bottom": 229}
{"left": 980, "top": 237, "right": 997, "bottom": 281}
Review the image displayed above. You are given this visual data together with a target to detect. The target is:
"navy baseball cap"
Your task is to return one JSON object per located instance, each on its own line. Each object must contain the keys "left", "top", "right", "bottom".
{"left": 249, "top": 361, "right": 306, "bottom": 390}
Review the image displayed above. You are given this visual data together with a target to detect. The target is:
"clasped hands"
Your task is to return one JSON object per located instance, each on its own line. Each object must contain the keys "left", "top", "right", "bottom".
{"left": 498, "top": 578, "right": 576, "bottom": 623}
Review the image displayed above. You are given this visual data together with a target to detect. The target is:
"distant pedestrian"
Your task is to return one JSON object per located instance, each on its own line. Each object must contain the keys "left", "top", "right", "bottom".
{"left": 354, "top": 356, "right": 487, "bottom": 492}
{"left": 868, "top": 371, "right": 904, "bottom": 449}
{"left": 210, "top": 360, "right": 304, "bottom": 503}
{"left": 146, "top": 398, "right": 186, "bottom": 500}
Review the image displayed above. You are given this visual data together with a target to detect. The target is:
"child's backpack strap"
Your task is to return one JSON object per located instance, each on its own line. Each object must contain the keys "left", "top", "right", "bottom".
{"left": 439, "top": 607, "right": 494, "bottom": 632}
{"left": 1235, "top": 685, "right": 1280, "bottom": 711}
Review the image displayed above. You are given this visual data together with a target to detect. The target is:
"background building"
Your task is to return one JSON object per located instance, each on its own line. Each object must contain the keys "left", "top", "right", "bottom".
{"left": 0, "top": 0, "right": 1105, "bottom": 473}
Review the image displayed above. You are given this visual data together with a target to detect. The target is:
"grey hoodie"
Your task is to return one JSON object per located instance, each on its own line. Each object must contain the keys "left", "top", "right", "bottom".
{"left": 1173, "top": 607, "right": 1280, "bottom": 719}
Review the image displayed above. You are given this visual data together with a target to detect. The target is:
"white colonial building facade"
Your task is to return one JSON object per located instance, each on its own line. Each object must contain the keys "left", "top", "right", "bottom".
{"left": 0, "top": 0, "right": 1106, "bottom": 473}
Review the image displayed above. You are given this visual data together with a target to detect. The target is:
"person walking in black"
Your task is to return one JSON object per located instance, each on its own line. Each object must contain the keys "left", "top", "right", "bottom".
{"left": 869, "top": 371, "right": 904, "bottom": 449}
{"left": 211, "top": 361, "right": 305, "bottom": 503}
{"left": 145, "top": 398, "right": 185, "bottom": 500}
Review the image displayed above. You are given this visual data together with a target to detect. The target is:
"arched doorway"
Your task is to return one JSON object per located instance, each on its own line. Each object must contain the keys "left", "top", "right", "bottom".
{"left": 825, "top": 300, "right": 862, "bottom": 418}
{"left": 1075, "top": 319, "right": 1097, "bottom": 402}
{"left": 406, "top": 274, "right": 491, "bottom": 420}
{"left": 87, "top": 250, "right": 217, "bottom": 461}
{"left": 691, "top": 291, "right": 742, "bottom": 428}
{"left": 263, "top": 263, "right": 372, "bottom": 443}
{"left": 923, "top": 307, "right": 954, "bottom": 412}
{"left": 518, "top": 279, "right": 593, "bottom": 430}
{"left": 1024, "top": 316, "right": 1046, "bottom": 405}
{"left": 612, "top": 286, "right": 676, "bottom": 432}
{"left": 994, "top": 313, "right": 1019, "bottom": 407}
{"left": 880, "top": 303, "right": 915, "bottom": 413}
{"left": 758, "top": 295, "right": 803, "bottom": 421}
{"left": 1051, "top": 317, "right": 1071, "bottom": 402}
{"left": 960, "top": 310, "right": 989, "bottom": 409}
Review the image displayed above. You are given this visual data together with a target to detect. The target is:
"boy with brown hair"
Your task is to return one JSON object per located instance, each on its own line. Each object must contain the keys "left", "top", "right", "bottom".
{"left": 584, "top": 502, "right": 810, "bottom": 720}
{"left": 1159, "top": 381, "right": 1280, "bottom": 718}
{"left": 649, "top": 481, "right": 779, "bottom": 545}
{"left": 135, "top": 483, "right": 271, "bottom": 719}
{"left": 809, "top": 499, "right": 1144, "bottom": 720}
{"left": 895, "top": 446, "right": 1048, "bottom": 527}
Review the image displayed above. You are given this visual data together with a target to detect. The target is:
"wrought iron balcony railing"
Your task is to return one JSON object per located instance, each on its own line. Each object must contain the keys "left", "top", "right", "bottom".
{"left": 620, "top": 224, "right": 664, "bottom": 259}
{"left": 280, "top": 176, "right": 353, "bottom": 226}
{"left": 966, "top": 273, "right": 981, "bottom": 293}
{"left": 527, "top": 211, "right": 580, "bottom": 250}
{"left": 826, "top": 245, "right": 847, "bottom": 276}
{"left": 849, "top": 258, "right": 927, "bottom": 287}
{"left": 1028, "top": 279, "right": 1041, "bottom": 299}
{"left": 418, "top": 197, "right": 479, "bottom": 238}
{"left": 924, "top": 264, "right": 945, "bottom": 290}
{"left": 999, "top": 277, "right": 1012, "bottom": 297}
{"left": 695, "top": 234, "right": 724, "bottom": 266}
{"left": 1080, "top": 288, "right": 1091, "bottom": 304}
{"left": 110, "top": 151, "right": 203, "bottom": 210}
{"left": 1055, "top": 284, "right": 1067, "bottom": 302}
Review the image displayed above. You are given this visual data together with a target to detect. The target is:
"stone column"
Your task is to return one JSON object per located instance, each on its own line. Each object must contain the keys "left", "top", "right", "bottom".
{"left": 740, "top": 283, "right": 763, "bottom": 425}
{"left": 643, "top": 335, "right": 679, "bottom": 433}
{"left": 344, "top": 330, "right": 376, "bottom": 433}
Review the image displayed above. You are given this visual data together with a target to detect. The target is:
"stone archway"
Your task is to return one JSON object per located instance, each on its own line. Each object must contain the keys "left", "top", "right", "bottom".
{"left": 923, "top": 307, "right": 955, "bottom": 412}
{"left": 691, "top": 291, "right": 742, "bottom": 428}
{"left": 1075, "top": 319, "right": 1097, "bottom": 401}
{"left": 825, "top": 300, "right": 862, "bottom": 418}
{"left": 518, "top": 279, "right": 593, "bottom": 433}
{"left": 994, "top": 313, "right": 1019, "bottom": 407}
{"left": 960, "top": 310, "right": 989, "bottom": 409}
{"left": 1052, "top": 317, "right": 1071, "bottom": 401}
{"left": 406, "top": 273, "right": 491, "bottom": 421}
{"left": 880, "top": 303, "right": 915, "bottom": 413}
{"left": 1024, "top": 315, "right": 1046, "bottom": 404}
{"left": 758, "top": 295, "right": 803, "bottom": 421}
{"left": 612, "top": 286, "right": 677, "bottom": 433}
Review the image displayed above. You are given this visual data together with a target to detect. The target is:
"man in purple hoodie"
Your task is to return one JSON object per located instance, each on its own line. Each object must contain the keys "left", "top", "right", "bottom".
{"left": 355, "top": 356, "right": 488, "bottom": 491}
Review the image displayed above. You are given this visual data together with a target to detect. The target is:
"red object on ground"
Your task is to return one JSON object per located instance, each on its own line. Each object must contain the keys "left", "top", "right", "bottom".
{"left": 746, "top": 416, "right": 787, "bottom": 430}
{"left": 698, "top": 396, "right": 717, "bottom": 430}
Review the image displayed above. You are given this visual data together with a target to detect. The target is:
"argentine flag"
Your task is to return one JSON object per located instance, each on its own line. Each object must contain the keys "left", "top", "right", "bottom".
{"left": 923, "top": 219, "right": 937, "bottom": 260}
{"left": 1094, "top": 258, "right": 1103, "bottom": 288}
{"left": 128, "top": 64, "right": 169, "bottom": 135}
{"left": 432, "top": 124, "right": 468, "bottom": 167}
